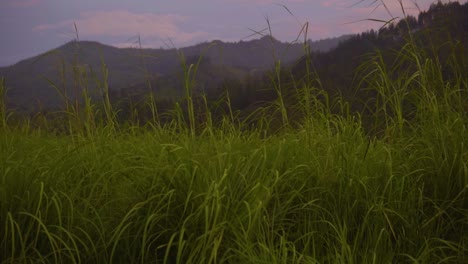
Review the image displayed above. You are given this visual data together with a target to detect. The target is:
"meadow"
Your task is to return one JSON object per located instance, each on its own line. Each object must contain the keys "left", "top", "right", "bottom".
{"left": 1, "top": 25, "right": 467, "bottom": 263}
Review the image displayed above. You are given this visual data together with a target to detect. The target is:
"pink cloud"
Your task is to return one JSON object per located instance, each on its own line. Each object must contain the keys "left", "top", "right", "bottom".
{"left": 33, "top": 10, "right": 209, "bottom": 46}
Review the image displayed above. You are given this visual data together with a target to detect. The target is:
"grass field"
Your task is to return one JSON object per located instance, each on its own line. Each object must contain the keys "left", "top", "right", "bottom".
{"left": 0, "top": 32, "right": 467, "bottom": 263}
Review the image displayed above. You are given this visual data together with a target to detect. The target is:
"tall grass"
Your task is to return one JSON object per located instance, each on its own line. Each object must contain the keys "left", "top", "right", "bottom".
{"left": 0, "top": 77, "right": 7, "bottom": 130}
{"left": 1, "top": 13, "right": 467, "bottom": 264}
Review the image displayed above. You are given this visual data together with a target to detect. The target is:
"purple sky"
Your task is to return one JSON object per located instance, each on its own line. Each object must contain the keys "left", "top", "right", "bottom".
{"left": 0, "top": 0, "right": 455, "bottom": 66}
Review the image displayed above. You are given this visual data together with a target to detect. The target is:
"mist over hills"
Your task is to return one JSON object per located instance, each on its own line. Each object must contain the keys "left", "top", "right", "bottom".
{"left": 0, "top": 35, "right": 351, "bottom": 111}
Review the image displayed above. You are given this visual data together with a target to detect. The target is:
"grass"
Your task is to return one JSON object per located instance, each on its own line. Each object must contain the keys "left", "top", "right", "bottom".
{"left": 1, "top": 18, "right": 467, "bottom": 264}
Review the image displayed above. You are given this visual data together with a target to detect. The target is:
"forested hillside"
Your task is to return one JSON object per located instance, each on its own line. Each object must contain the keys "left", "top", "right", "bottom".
{"left": 0, "top": 35, "right": 350, "bottom": 111}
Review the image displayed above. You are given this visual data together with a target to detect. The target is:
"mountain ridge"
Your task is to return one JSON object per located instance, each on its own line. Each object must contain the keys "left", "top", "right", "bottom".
{"left": 1, "top": 35, "right": 351, "bottom": 111}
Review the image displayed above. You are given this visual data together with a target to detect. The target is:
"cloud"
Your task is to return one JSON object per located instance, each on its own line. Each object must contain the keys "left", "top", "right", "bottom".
{"left": 33, "top": 10, "right": 210, "bottom": 46}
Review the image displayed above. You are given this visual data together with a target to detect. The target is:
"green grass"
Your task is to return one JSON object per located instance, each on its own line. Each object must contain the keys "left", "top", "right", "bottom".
{"left": 1, "top": 24, "right": 467, "bottom": 264}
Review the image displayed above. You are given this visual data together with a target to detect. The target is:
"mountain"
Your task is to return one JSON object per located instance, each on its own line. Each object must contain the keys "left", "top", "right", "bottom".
{"left": 1, "top": 41, "right": 182, "bottom": 111}
{"left": 0, "top": 35, "right": 350, "bottom": 111}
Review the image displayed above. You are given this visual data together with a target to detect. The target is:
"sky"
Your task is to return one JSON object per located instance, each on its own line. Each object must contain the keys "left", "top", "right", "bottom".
{"left": 0, "top": 0, "right": 458, "bottom": 66}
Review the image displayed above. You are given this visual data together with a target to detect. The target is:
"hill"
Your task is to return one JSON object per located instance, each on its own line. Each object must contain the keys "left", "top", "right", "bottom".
{"left": 1, "top": 35, "right": 350, "bottom": 111}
